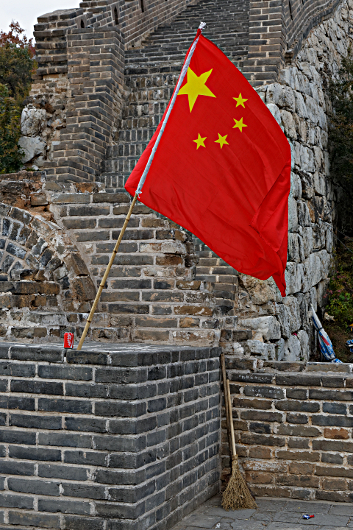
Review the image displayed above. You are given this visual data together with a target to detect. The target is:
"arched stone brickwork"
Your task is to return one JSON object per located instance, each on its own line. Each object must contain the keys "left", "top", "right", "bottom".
{"left": 0, "top": 203, "right": 96, "bottom": 341}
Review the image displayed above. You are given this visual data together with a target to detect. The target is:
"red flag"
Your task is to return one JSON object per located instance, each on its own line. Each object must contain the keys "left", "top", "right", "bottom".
{"left": 125, "top": 34, "right": 291, "bottom": 296}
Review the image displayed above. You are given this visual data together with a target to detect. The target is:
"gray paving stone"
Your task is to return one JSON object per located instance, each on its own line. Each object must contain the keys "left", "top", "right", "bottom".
{"left": 329, "top": 504, "right": 353, "bottom": 516}
{"left": 231, "top": 521, "right": 267, "bottom": 529}
{"left": 251, "top": 512, "right": 273, "bottom": 523}
{"left": 211, "top": 522, "right": 232, "bottom": 529}
{"left": 217, "top": 508, "right": 257, "bottom": 520}
{"left": 256, "top": 499, "right": 289, "bottom": 511}
{"left": 272, "top": 511, "right": 302, "bottom": 523}
{"left": 202, "top": 506, "right": 230, "bottom": 517}
{"left": 171, "top": 495, "right": 353, "bottom": 530}
{"left": 266, "top": 523, "right": 312, "bottom": 530}
{"left": 184, "top": 527, "right": 215, "bottom": 530}
{"left": 286, "top": 502, "right": 330, "bottom": 514}
{"left": 300, "top": 514, "right": 349, "bottom": 526}
{"left": 183, "top": 514, "right": 222, "bottom": 528}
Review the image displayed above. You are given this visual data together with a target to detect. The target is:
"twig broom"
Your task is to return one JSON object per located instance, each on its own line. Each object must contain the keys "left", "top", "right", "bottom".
{"left": 221, "top": 354, "right": 257, "bottom": 511}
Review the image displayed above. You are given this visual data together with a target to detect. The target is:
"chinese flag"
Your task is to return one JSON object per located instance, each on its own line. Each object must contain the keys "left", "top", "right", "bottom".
{"left": 125, "top": 34, "right": 291, "bottom": 296}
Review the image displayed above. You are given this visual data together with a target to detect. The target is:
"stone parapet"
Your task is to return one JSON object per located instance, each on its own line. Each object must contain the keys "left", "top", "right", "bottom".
{"left": 0, "top": 342, "right": 220, "bottom": 530}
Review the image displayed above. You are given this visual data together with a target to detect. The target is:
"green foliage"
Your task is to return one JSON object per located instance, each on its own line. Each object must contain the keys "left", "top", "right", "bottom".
{"left": 0, "top": 22, "right": 36, "bottom": 173}
{"left": 325, "top": 239, "right": 353, "bottom": 329}
{"left": 0, "top": 84, "right": 23, "bottom": 173}
{"left": 329, "top": 52, "right": 353, "bottom": 233}
{"left": 0, "top": 43, "right": 33, "bottom": 102}
{"left": 329, "top": 53, "right": 353, "bottom": 186}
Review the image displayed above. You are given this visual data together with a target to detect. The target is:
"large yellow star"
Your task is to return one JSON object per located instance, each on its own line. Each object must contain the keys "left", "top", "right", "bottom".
{"left": 193, "top": 134, "right": 207, "bottom": 149}
{"left": 215, "top": 133, "right": 229, "bottom": 149}
{"left": 233, "top": 117, "right": 247, "bottom": 132}
{"left": 178, "top": 68, "right": 216, "bottom": 112}
{"left": 233, "top": 93, "right": 248, "bottom": 108}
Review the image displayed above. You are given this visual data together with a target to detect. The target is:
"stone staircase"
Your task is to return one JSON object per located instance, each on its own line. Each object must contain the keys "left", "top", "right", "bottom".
{"left": 124, "top": 0, "right": 249, "bottom": 68}
{"left": 101, "top": 0, "right": 249, "bottom": 186}
{"left": 95, "top": 0, "right": 250, "bottom": 329}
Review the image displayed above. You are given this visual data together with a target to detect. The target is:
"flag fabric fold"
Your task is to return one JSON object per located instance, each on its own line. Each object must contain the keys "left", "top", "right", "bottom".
{"left": 125, "top": 33, "right": 291, "bottom": 296}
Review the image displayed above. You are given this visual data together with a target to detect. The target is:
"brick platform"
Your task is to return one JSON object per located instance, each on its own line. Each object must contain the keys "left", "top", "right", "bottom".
{"left": 0, "top": 342, "right": 220, "bottom": 530}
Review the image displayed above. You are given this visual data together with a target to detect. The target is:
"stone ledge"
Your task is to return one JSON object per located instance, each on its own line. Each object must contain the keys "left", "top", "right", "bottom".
{"left": 0, "top": 341, "right": 221, "bottom": 367}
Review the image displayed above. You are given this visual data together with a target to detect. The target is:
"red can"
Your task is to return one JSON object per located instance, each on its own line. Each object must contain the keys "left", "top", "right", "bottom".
{"left": 64, "top": 332, "right": 74, "bottom": 349}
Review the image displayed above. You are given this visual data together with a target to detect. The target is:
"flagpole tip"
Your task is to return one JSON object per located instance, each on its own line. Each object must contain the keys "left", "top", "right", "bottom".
{"left": 199, "top": 22, "right": 206, "bottom": 30}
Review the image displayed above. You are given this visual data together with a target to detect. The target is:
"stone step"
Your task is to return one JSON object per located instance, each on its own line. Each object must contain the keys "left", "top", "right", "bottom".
{"left": 129, "top": 39, "right": 248, "bottom": 54}
{"left": 196, "top": 267, "right": 236, "bottom": 279}
{"left": 125, "top": 48, "right": 246, "bottom": 65}
{"left": 124, "top": 0, "right": 249, "bottom": 77}
{"left": 142, "top": 28, "right": 248, "bottom": 42}
{"left": 132, "top": 30, "right": 248, "bottom": 46}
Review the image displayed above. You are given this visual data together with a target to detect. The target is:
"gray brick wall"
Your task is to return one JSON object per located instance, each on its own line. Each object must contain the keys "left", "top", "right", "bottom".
{"left": 0, "top": 342, "right": 220, "bottom": 529}
{"left": 246, "top": 0, "right": 344, "bottom": 86}
{"left": 223, "top": 359, "right": 353, "bottom": 502}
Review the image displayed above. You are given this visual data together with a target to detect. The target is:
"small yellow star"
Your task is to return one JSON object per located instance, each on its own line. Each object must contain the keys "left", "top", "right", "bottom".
{"left": 233, "top": 93, "right": 248, "bottom": 108}
{"left": 193, "top": 134, "right": 207, "bottom": 149}
{"left": 233, "top": 117, "right": 247, "bottom": 132}
{"left": 215, "top": 133, "right": 229, "bottom": 149}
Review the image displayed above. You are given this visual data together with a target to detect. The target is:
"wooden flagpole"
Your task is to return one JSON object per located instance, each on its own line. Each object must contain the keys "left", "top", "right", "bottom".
{"left": 76, "top": 194, "right": 138, "bottom": 350}
{"left": 76, "top": 22, "right": 206, "bottom": 351}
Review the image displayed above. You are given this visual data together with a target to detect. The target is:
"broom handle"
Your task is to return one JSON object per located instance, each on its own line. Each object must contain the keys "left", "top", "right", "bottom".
{"left": 221, "top": 354, "right": 231, "bottom": 437}
{"left": 226, "top": 379, "right": 237, "bottom": 458}
{"left": 77, "top": 194, "right": 138, "bottom": 351}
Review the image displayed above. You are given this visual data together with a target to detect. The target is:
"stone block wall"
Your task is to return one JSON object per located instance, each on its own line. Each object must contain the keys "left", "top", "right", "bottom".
{"left": 284, "top": 0, "right": 342, "bottom": 59}
{"left": 23, "top": 0, "right": 204, "bottom": 178}
{"left": 223, "top": 359, "right": 353, "bottom": 502}
{"left": 0, "top": 342, "right": 220, "bottom": 530}
{"left": 0, "top": 167, "right": 237, "bottom": 343}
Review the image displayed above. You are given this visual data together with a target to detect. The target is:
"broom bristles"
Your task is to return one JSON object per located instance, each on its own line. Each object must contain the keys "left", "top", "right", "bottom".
{"left": 222, "top": 455, "right": 257, "bottom": 511}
